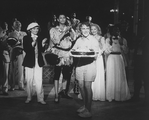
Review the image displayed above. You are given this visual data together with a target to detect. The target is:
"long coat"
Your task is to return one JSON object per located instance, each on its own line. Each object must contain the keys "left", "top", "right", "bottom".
{"left": 22, "top": 34, "right": 45, "bottom": 68}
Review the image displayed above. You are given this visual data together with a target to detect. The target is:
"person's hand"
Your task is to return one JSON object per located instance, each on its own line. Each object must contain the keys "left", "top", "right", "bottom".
{"left": 7, "top": 45, "right": 12, "bottom": 51}
{"left": 65, "top": 26, "right": 71, "bottom": 33}
{"left": 15, "top": 40, "right": 21, "bottom": 46}
{"left": 71, "top": 49, "right": 76, "bottom": 51}
{"left": 42, "top": 38, "right": 47, "bottom": 43}
{"left": 32, "top": 40, "right": 37, "bottom": 47}
{"left": 42, "top": 38, "right": 48, "bottom": 47}
{"left": 89, "top": 49, "right": 94, "bottom": 51}
{"left": 53, "top": 43, "right": 58, "bottom": 48}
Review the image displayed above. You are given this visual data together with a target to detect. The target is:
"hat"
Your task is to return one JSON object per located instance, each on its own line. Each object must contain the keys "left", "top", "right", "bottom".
{"left": 27, "top": 22, "right": 39, "bottom": 31}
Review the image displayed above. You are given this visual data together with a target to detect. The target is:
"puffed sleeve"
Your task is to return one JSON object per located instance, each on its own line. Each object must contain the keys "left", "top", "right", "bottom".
{"left": 71, "top": 37, "right": 81, "bottom": 50}
{"left": 105, "top": 38, "right": 112, "bottom": 54}
{"left": 91, "top": 37, "right": 100, "bottom": 52}
{"left": 121, "top": 38, "right": 129, "bottom": 54}
{"left": 49, "top": 28, "right": 56, "bottom": 43}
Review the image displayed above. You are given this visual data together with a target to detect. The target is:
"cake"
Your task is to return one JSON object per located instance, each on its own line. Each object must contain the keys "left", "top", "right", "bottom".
{"left": 71, "top": 49, "right": 95, "bottom": 55}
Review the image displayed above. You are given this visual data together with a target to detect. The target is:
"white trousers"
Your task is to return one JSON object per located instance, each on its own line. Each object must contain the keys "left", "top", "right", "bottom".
{"left": 25, "top": 59, "right": 44, "bottom": 102}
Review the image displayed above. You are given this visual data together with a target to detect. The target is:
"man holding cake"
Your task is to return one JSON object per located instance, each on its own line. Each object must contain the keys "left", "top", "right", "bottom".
{"left": 70, "top": 22, "right": 99, "bottom": 118}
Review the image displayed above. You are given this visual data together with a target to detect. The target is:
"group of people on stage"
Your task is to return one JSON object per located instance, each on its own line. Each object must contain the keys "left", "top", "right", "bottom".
{"left": 1, "top": 12, "right": 148, "bottom": 118}
{"left": 0, "top": 19, "right": 27, "bottom": 95}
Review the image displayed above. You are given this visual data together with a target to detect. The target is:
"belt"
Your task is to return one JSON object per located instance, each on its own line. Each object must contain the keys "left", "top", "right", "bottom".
{"left": 110, "top": 52, "right": 121, "bottom": 55}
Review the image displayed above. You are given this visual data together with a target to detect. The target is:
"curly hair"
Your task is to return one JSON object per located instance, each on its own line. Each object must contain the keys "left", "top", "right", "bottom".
{"left": 79, "top": 22, "right": 91, "bottom": 32}
{"left": 90, "top": 23, "right": 102, "bottom": 35}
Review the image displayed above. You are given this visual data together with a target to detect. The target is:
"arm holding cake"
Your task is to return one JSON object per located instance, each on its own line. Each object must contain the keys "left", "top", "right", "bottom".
{"left": 69, "top": 37, "right": 99, "bottom": 57}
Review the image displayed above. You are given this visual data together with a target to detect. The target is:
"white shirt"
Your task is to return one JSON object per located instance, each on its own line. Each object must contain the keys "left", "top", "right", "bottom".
{"left": 31, "top": 33, "right": 38, "bottom": 58}
{"left": 72, "top": 35, "right": 99, "bottom": 52}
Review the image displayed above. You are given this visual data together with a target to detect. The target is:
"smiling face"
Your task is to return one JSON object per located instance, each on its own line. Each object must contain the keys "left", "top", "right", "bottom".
{"left": 80, "top": 24, "right": 90, "bottom": 37}
{"left": 30, "top": 27, "right": 39, "bottom": 35}
{"left": 58, "top": 14, "right": 66, "bottom": 25}
{"left": 91, "top": 24, "right": 102, "bottom": 36}
{"left": 13, "top": 21, "right": 22, "bottom": 32}
{"left": 91, "top": 26, "right": 98, "bottom": 36}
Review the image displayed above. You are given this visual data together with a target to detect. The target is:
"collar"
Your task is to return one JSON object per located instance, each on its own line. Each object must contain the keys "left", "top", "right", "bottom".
{"left": 56, "top": 26, "right": 67, "bottom": 33}
{"left": 14, "top": 30, "right": 20, "bottom": 33}
{"left": 31, "top": 33, "right": 38, "bottom": 38}
{"left": 81, "top": 34, "right": 91, "bottom": 40}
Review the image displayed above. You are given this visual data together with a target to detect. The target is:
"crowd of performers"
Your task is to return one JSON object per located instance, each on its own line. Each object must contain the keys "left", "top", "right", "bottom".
{"left": 0, "top": 12, "right": 148, "bottom": 118}
{"left": 0, "top": 19, "right": 27, "bottom": 95}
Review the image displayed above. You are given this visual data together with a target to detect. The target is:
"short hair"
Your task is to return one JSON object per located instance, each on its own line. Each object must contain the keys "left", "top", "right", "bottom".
{"left": 79, "top": 22, "right": 91, "bottom": 31}
{"left": 57, "top": 13, "right": 66, "bottom": 18}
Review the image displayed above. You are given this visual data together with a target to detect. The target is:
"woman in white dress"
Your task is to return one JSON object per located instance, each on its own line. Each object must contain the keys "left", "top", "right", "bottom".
{"left": 105, "top": 32, "right": 131, "bottom": 102}
{"left": 90, "top": 23, "right": 106, "bottom": 101}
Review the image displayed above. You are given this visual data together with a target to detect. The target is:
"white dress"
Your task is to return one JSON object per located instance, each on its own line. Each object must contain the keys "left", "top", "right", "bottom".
{"left": 105, "top": 39, "right": 131, "bottom": 102}
{"left": 92, "top": 53, "right": 105, "bottom": 101}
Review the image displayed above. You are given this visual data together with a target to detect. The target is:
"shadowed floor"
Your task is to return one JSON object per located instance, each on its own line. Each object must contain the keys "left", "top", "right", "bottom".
{"left": 0, "top": 68, "right": 149, "bottom": 120}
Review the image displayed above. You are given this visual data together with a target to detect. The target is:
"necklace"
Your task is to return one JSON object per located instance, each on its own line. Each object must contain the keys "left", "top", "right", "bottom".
{"left": 57, "top": 26, "right": 67, "bottom": 33}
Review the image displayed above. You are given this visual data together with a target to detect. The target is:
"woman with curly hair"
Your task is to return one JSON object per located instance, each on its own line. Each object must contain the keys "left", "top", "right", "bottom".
{"left": 90, "top": 23, "right": 106, "bottom": 101}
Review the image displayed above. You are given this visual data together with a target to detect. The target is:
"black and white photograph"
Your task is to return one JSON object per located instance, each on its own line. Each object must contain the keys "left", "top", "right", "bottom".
{"left": 0, "top": 0, "right": 149, "bottom": 120}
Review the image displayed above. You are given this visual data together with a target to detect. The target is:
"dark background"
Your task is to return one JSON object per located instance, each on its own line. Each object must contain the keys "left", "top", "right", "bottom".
{"left": 0, "top": 0, "right": 135, "bottom": 33}
{"left": 2, "top": 0, "right": 148, "bottom": 42}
